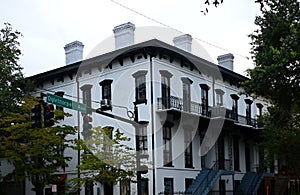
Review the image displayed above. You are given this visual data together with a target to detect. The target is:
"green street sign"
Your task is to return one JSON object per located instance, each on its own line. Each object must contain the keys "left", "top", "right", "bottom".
{"left": 46, "top": 93, "right": 87, "bottom": 114}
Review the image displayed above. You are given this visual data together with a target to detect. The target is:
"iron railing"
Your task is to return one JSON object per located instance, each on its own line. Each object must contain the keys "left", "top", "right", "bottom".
{"left": 192, "top": 169, "right": 212, "bottom": 195}
{"left": 157, "top": 96, "right": 258, "bottom": 127}
{"left": 158, "top": 192, "right": 192, "bottom": 194}
{"left": 212, "top": 159, "right": 233, "bottom": 171}
{"left": 158, "top": 96, "right": 211, "bottom": 116}
{"left": 208, "top": 191, "right": 234, "bottom": 195}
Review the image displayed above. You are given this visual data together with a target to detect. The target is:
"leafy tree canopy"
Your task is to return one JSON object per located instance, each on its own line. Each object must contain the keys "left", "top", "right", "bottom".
{"left": 243, "top": 0, "right": 300, "bottom": 175}
{"left": 0, "top": 97, "right": 77, "bottom": 195}
{"left": 72, "top": 126, "right": 137, "bottom": 189}
{"left": 0, "top": 23, "right": 32, "bottom": 114}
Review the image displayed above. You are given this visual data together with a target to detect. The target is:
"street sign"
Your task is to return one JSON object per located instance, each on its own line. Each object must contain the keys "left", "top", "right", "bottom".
{"left": 46, "top": 93, "right": 87, "bottom": 114}
{"left": 51, "top": 184, "right": 57, "bottom": 192}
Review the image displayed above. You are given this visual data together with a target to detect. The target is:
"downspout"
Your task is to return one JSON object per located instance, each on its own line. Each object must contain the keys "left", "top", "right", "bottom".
{"left": 76, "top": 74, "right": 81, "bottom": 195}
{"left": 150, "top": 56, "right": 156, "bottom": 195}
{"left": 212, "top": 76, "right": 215, "bottom": 107}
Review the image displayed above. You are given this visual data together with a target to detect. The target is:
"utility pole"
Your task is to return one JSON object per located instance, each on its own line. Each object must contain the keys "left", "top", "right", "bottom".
{"left": 95, "top": 103, "right": 148, "bottom": 195}
{"left": 134, "top": 103, "right": 142, "bottom": 195}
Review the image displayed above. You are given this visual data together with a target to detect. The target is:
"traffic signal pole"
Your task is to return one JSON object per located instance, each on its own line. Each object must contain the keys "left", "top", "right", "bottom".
{"left": 134, "top": 104, "right": 142, "bottom": 195}
{"left": 94, "top": 104, "right": 147, "bottom": 195}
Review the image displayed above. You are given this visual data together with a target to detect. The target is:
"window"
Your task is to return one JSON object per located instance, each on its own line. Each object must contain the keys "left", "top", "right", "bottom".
{"left": 103, "top": 126, "right": 113, "bottom": 152}
{"left": 245, "top": 99, "right": 253, "bottom": 125}
{"left": 230, "top": 94, "right": 239, "bottom": 121}
{"left": 256, "top": 103, "right": 264, "bottom": 128}
{"left": 181, "top": 77, "right": 193, "bottom": 112}
{"left": 233, "top": 136, "right": 240, "bottom": 171}
{"left": 54, "top": 91, "right": 64, "bottom": 110}
{"left": 184, "top": 130, "right": 193, "bottom": 168}
{"left": 185, "top": 178, "right": 194, "bottom": 191}
{"left": 138, "top": 124, "right": 148, "bottom": 153}
{"left": 256, "top": 103, "right": 263, "bottom": 116}
{"left": 80, "top": 84, "right": 93, "bottom": 114}
{"left": 200, "top": 84, "right": 209, "bottom": 116}
{"left": 85, "top": 181, "right": 93, "bottom": 195}
{"left": 132, "top": 71, "right": 147, "bottom": 104}
{"left": 163, "top": 126, "right": 172, "bottom": 166}
{"left": 99, "top": 79, "right": 113, "bottom": 111}
{"left": 215, "top": 89, "right": 224, "bottom": 106}
{"left": 120, "top": 180, "right": 130, "bottom": 195}
{"left": 141, "top": 178, "right": 149, "bottom": 195}
{"left": 164, "top": 178, "right": 174, "bottom": 194}
{"left": 54, "top": 91, "right": 64, "bottom": 120}
{"left": 160, "top": 70, "right": 172, "bottom": 109}
{"left": 99, "top": 79, "right": 113, "bottom": 100}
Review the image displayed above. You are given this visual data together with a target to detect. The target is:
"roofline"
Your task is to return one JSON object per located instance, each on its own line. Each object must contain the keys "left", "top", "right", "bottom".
{"left": 28, "top": 39, "right": 249, "bottom": 83}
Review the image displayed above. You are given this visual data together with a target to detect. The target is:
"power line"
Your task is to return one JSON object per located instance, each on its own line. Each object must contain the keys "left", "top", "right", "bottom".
{"left": 110, "top": 0, "right": 250, "bottom": 60}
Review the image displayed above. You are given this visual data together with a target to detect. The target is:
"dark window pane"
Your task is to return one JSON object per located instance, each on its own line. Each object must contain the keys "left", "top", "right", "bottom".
{"left": 185, "top": 131, "right": 193, "bottom": 167}
{"left": 163, "top": 127, "right": 172, "bottom": 166}
{"left": 103, "top": 84, "right": 111, "bottom": 100}
{"left": 164, "top": 178, "right": 173, "bottom": 194}
{"left": 183, "top": 82, "right": 191, "bottom": 112}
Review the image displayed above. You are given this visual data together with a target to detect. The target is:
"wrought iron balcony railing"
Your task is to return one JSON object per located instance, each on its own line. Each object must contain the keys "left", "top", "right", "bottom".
{"left": 157, "top": 96, "right": 258, "bottom": 127}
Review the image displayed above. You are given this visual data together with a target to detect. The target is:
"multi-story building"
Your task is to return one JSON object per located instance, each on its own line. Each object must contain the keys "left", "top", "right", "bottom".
{"left": 22, "top": 22, "right": 276, "bottom": 194}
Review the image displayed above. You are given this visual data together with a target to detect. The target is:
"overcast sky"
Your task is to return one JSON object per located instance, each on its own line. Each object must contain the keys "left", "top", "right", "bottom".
{"left": 1, "top": 0, "right": 260, "bottom": 77}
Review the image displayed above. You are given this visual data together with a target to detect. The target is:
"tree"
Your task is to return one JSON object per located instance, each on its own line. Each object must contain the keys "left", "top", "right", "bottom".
{"left": 72, "top": 126, "right": 136, "bottom": 193}
{"left": 0, "top": 23, "right": 32, "bottom": 114}
{"left": 243, "top": 0, "right": 300, "bottom": 175}
{"left": 0, "top": 97, "right": 77, "bottom": 195}
{"left": 0, "top": 23, "right": 76, "bottom": 194}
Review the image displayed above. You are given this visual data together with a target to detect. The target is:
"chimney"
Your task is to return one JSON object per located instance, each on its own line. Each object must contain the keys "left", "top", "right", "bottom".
{"left": 217, "top": 53, "right": 234, "bottom": 71}
{"left": 113, "top": 22, "right": 135, "bottom": 49}
{"left": 64, "top": 41, "right": 84, "bottom": 65}
{"left": 173, "top": 34, "right": 192, "bottom": 52}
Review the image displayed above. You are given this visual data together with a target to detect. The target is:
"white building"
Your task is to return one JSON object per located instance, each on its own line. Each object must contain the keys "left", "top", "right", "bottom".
{"left": 14, "top": 22, "right": 276, "bottom": 194}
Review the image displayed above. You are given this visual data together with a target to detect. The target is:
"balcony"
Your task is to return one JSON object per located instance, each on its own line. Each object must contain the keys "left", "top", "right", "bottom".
{"left": 157, "top": 96, "right": 258, "bottom": 127}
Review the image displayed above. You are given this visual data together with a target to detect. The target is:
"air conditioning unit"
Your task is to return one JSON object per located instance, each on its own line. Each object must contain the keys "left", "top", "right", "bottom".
{"left": 100, "top": 99, "right": 112, "bottom": 111}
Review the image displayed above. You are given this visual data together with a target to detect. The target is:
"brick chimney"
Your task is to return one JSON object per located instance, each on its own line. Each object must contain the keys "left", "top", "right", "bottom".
{"left": 113, "top": 22, "right": 135, "bottom": 49}
{"left": 173, "top": 34, "right": 192, "bottom": 52}
{"left": 64, "top": 41, "right": 84, "bottom": 65}
{"left": 217, "top": 53, "right": 234, "bottom": 71}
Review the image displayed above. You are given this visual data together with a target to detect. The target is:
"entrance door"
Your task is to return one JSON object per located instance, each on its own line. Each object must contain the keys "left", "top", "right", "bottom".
{"left": 245, "top": 144, "right": 251, "bottom": 172}
{"left": 219, "top": 179, "right": 226, "bottom": 195}
{"left": 218, "top": 136, "right": 225, "bottom": 169}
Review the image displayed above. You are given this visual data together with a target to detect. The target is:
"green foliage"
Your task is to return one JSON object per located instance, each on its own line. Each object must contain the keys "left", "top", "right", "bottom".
{"left": 0, "top": 97, "right": 77, "bottom": 193}
{"left": 72, "top": 126, "right": 136, "bottom": 189}
{"left": 243, "top": 0, "right": 300, "bottom": 175}
{"left": 0, "top": 23, "right": 33, "bottom": 114}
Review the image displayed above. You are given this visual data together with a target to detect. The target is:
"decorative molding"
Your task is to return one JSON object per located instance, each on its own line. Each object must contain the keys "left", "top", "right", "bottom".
{"left": 181, "top": 77, "right": 193, "bottom": 84}
{"left": 132, "top": 70, "right": 148, "bottom": 78}
{"left": 99, "top": 79, "right": 113, "bottom": 86}
{"left": 159, "top": 70, "right": 173, "bottom": 78}
{"left": 200, "top": 83, "right": 209, "bottom": 90}
{"left": 230, "top": 94, "right": 239, "bottom": 100}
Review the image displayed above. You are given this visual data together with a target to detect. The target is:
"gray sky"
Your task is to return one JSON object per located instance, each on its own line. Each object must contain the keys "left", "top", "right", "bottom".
{"left": 0, "top": 0, "right": 260, "bottom": 77}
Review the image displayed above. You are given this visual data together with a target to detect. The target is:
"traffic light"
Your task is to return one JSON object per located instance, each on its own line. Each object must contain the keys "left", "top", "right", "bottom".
{"left": 31, "top": 104, "right": 42, "bottom": 128}
{"left": 82, "top": 115, "right": 93, "bottom": 139}
{"left": 44, "top": 103, "right": 55, "bottom": 127}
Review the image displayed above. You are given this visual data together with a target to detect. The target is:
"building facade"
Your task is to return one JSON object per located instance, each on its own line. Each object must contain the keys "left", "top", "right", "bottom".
{"left": 22, "top": 22, "right": 275, "bottom": 194}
